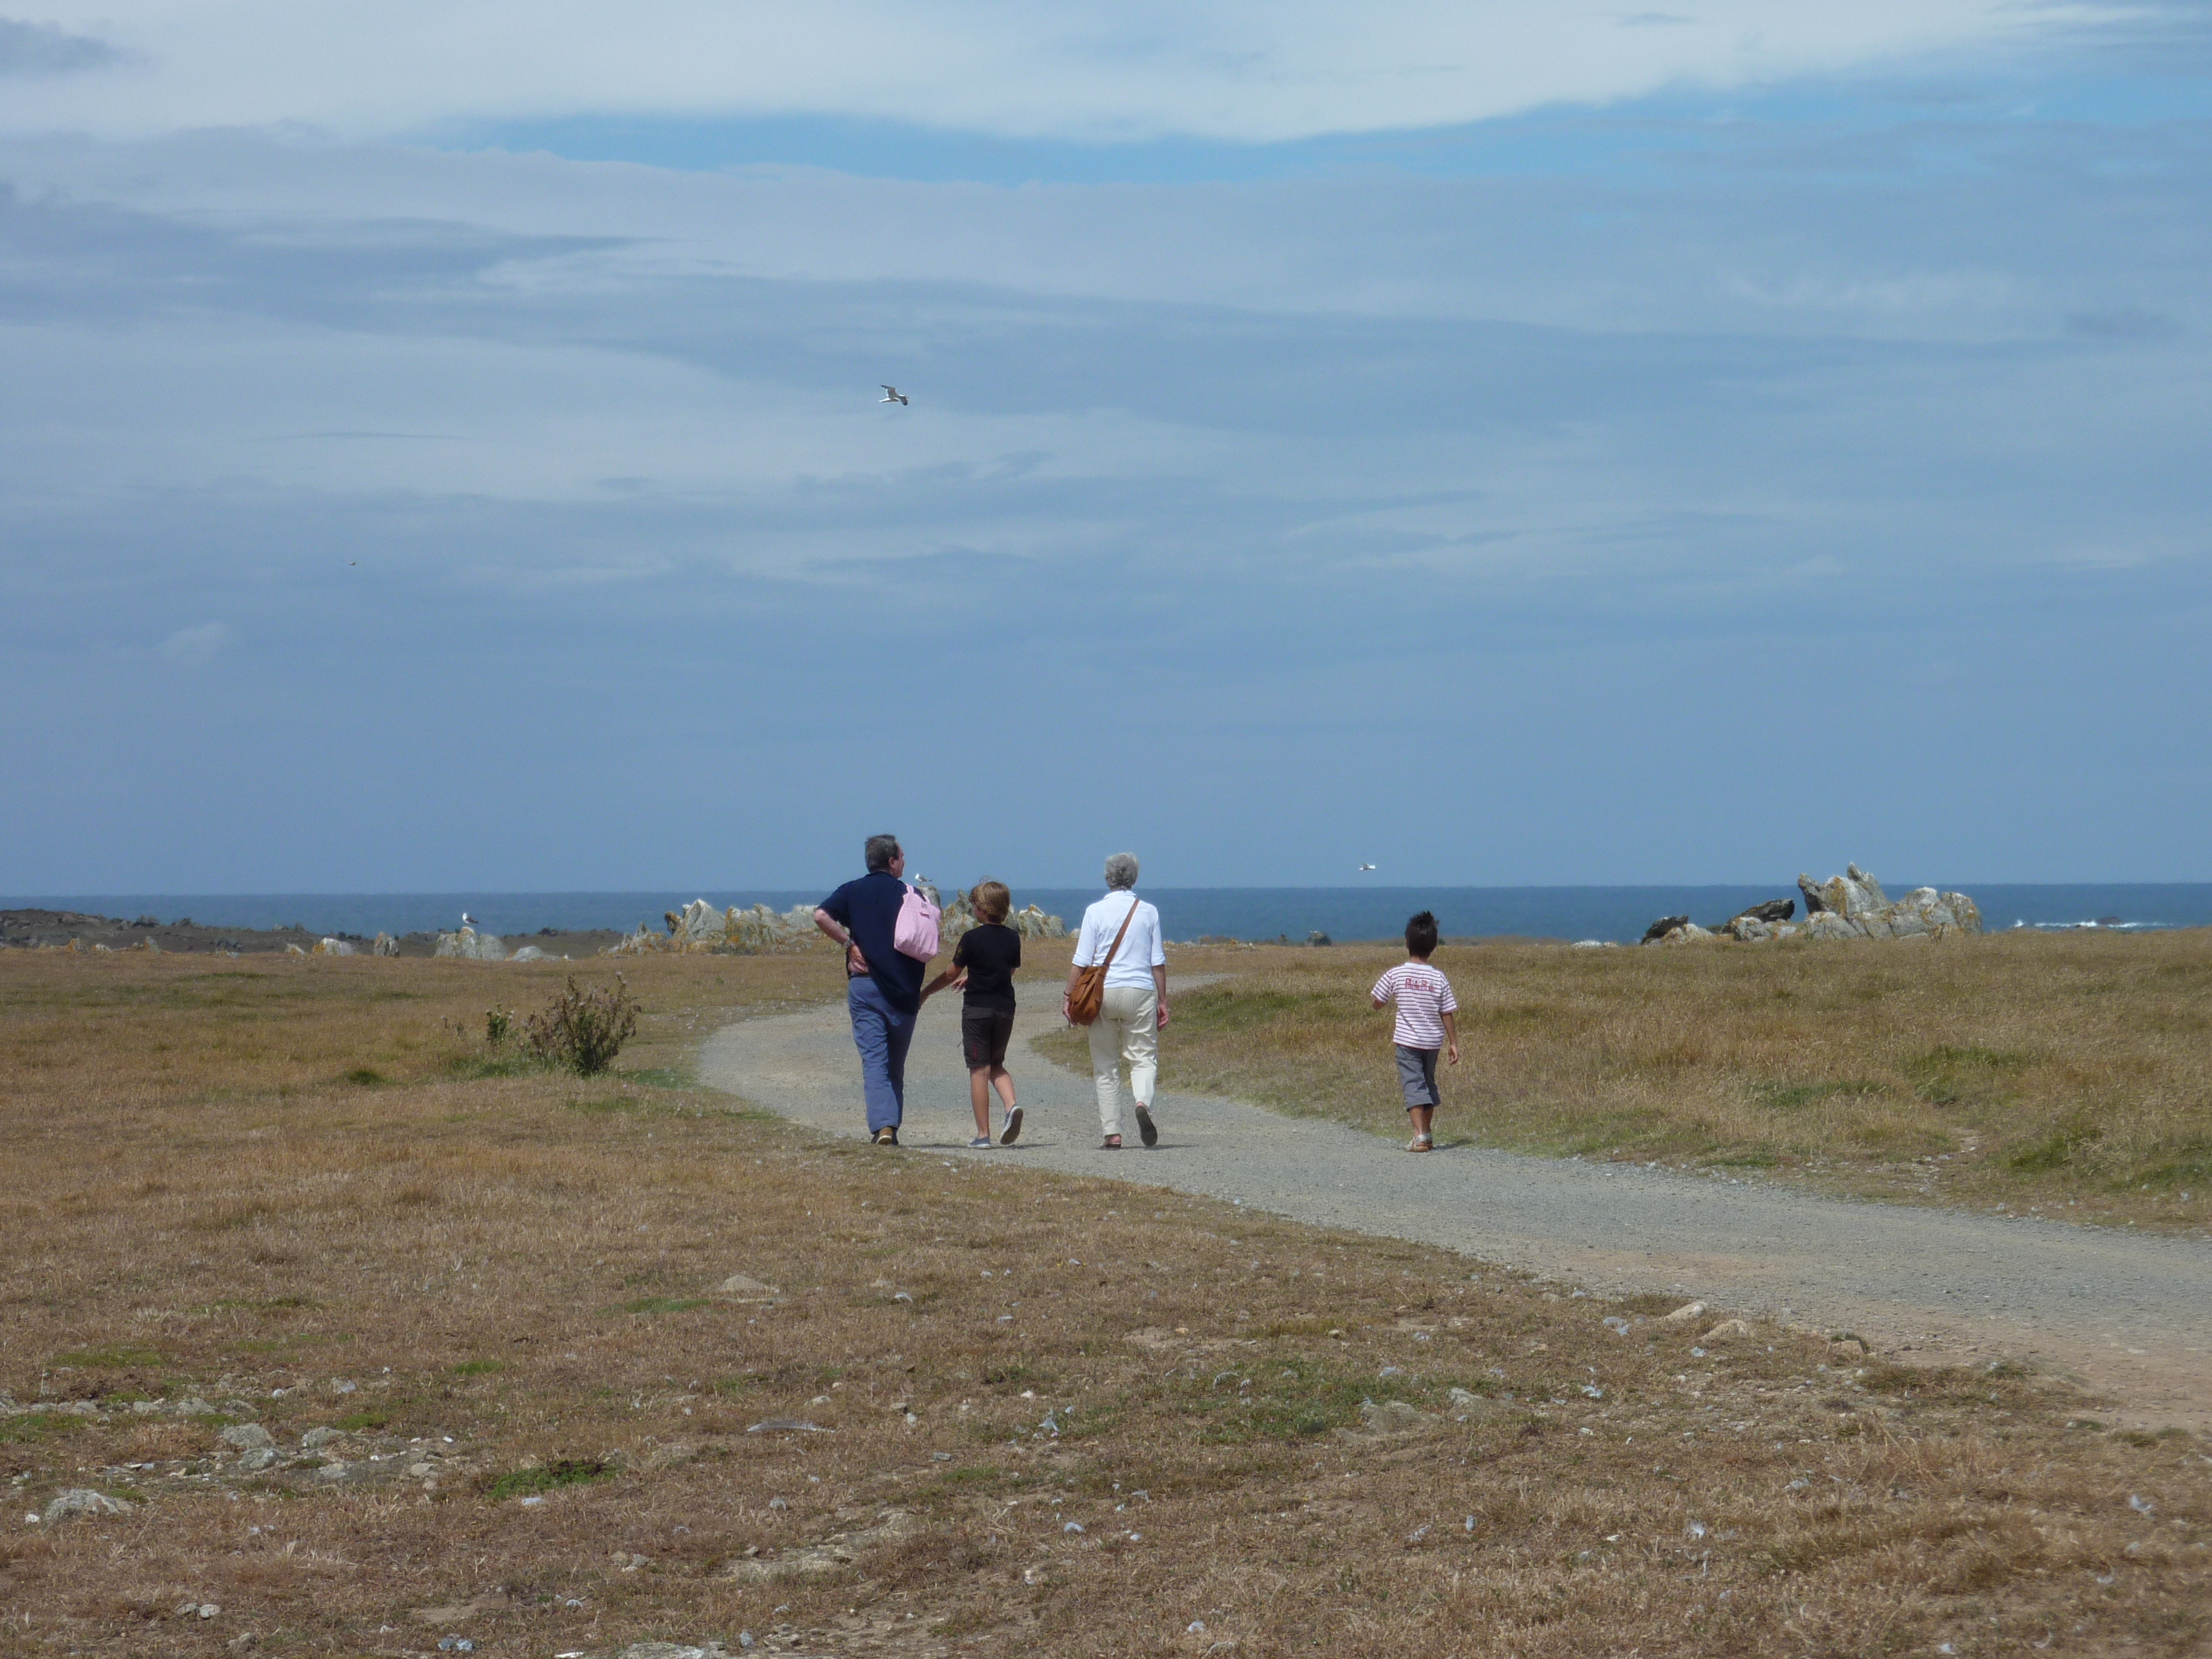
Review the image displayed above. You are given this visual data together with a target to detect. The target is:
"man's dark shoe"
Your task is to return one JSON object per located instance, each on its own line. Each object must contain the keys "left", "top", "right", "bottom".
{"left": 1135, "top": 1105, "right": 1158, "bottom": 1148}
{"left": 874, "top": 1127, "right": 898, "bottom": 1146}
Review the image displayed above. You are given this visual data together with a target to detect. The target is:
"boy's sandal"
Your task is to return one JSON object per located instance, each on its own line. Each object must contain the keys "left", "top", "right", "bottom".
{"left": 1099, "top": 1135, "right": 1122, "bottom": 1150}
{"left": 1407, "top": 1135, "right": 1434, "bottom": 1152}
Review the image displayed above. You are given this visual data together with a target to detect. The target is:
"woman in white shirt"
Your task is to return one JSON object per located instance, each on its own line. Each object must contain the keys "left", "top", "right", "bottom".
{"left": 1063, "top": 852, "right": 1170, "bottom": 1148}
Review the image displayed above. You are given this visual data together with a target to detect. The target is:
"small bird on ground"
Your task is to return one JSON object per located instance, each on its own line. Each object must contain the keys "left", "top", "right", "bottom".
{"left": 880, "top": 385, "right": 909, "bottom": 406}
{"left": 460, "top": 913, "right": 477, "bottom": 927}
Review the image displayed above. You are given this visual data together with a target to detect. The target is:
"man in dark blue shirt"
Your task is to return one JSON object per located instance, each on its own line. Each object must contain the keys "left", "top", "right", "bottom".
{"left": 814, "top": 833, "right": 929, "bottom": 1143}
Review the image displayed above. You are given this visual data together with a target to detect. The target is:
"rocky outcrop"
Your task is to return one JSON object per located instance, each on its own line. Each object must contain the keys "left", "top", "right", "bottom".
{"left": 433, "top": 927, "right": 506, "bottom": 960}
{"left": 605, "top": 888, "right": 1070, "bottom": 958}
{"left": 605, "top": 899, "right": 825, "bottom": 957}
{"left": 937, "top": 888, "right": 1070, "bottom": 947}
{"left": 1792, "top": 865, "right": 1980, "bottom": 940}
{"left": 372, "top": 933, "right": 400, "bottom": 956}
{"left": 1643, "top": 865, "right": 1980, "bottom": 946}
{"left": 312, "top": 937, "right": 355, "bottom": 956}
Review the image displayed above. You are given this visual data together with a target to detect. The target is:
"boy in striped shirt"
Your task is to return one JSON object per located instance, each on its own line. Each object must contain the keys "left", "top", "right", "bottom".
{"left": 1370, "top": 910, "right": 1459, "bottom": 1152}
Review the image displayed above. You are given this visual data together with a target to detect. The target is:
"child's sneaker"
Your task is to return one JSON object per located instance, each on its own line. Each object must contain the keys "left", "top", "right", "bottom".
{"left": 1000, "top": 1107, "right": 1023, "bottom": 1145}
{"left": 967, "top": 1135, "right": 993, "bottom": 1149}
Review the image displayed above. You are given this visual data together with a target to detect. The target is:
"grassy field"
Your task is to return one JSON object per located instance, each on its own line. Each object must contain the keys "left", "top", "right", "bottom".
{"left": 1034, "top": 930, "right": 2212, "bottom": 1233}
{"left": 1, "top": 948, "right": 2208, "bottom": 1658}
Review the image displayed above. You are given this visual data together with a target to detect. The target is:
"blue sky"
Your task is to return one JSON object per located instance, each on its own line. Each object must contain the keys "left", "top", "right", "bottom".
{"left": 1, "top": 2, "right": 2207, "bottom": 891}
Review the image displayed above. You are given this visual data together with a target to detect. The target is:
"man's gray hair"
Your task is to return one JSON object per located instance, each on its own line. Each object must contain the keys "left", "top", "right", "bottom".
{"left": 1103, "top": 852, "right": 1139, "bottom": 891}
{"left": 865, "top": 834, "right": 902, "bottom": 874}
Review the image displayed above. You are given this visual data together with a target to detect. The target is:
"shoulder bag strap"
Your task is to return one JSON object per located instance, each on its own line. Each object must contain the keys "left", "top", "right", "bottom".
{"left": 1101, "top": 893, "right": 1140, "bottom": 965}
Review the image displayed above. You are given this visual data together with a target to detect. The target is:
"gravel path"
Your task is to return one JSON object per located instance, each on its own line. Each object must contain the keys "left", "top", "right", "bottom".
{"left": 699, "top": 985, "right": 2212, "bottom": 1427}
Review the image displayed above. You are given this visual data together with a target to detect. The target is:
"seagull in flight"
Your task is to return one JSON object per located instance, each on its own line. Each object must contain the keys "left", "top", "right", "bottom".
{"left": 1358, "top": 863, "right": 1377, "bottom": 873}
{"left": 880, "top": 385, "right": 909, "bottom": 406}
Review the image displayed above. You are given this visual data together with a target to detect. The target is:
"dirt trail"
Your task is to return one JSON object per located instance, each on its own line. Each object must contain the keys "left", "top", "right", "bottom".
{"left": 700, "top": 986, "right": 2212, "bottom": 1428}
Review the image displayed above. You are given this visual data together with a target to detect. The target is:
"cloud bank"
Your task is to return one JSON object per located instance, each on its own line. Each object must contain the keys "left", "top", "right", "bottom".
{"left": 0, "top": 0, "right": 2123, "bottom": 140}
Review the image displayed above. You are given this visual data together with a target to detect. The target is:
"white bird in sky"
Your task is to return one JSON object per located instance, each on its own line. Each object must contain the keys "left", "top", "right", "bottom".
{"left": 880, "top": 384, "right": 909, "bottom": 405}
{"left": 1358, "top": 863, "right": 1377, "bottom": 873}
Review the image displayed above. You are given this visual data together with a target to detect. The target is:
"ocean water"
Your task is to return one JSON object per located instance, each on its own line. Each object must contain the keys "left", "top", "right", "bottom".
{"left": 7, "top": 884, "right": 2209, "bottom": 945}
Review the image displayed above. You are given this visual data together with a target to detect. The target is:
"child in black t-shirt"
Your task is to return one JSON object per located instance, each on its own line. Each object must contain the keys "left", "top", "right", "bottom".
{"left": 922, "top": 881, "right": 1024, "bottom": 1147}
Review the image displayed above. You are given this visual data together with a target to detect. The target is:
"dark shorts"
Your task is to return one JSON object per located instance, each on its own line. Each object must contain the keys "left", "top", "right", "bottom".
{"left": 1395, "top": 1044, "right": 1441, "bottom": 1109}
{"left": 961, "top": 1005, "right": 1015, "bottom": 1070}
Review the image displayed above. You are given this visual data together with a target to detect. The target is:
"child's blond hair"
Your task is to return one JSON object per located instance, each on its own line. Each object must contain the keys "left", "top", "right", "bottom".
{"left": 971, "top": 880, "right": 1011, "bottom": 924}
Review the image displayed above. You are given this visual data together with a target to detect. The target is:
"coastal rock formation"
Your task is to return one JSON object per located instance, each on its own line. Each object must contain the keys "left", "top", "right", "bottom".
{"left": 509, "top": 945, "right": 548, "bottom": 962}
{"left": 1793, "top": 865, "right": 1981, "bottom": 940}
{"left": 1640, "top": 865, "right": 1979, "bottom": 945}
{"left": 605, "top": 899, "right": 825, "bottom": 957}
{"left": 312, "top": 937, "right": 355, "bottom": 956}
{"left": 372, "top": 933, "right": 400, "bottom": 956}
{"left": 433, "top": 927, "right": 506, "bottom": 960}
{"left": 936, "top": 887, "right": 1070, "bottom": 947}
{"left": 604, "top": 889, "right": 1068, "bottom": 957}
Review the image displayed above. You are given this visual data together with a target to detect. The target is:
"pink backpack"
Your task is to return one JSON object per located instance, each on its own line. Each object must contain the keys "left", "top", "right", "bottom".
{"left": 893, "top": 882, "right": 941, "bottom": 961}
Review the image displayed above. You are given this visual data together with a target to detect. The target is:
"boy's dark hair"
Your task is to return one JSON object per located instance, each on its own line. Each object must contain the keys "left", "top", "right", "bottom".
{"left": 864, "top": 834, "right": 901, "bottom": 873}
{"left": 1405, "top": 911, "right": 1439, "bottom": 957}
{"left": 971, "top": 880, "right": 1011, "bottom": 923}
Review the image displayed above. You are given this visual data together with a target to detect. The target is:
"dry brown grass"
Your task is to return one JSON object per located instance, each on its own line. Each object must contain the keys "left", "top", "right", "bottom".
{"left": 1, "top": 949, "right": 2208, "bottom": 1658}
{"left": 1036, "top": 931, "right": 2212, "bottom": 1233}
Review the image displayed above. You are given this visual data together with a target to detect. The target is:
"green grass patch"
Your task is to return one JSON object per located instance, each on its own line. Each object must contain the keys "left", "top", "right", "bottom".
{"left": 1906, "top": 1044, "right": 2031, "bottom": 1107}
{"left": 343, "top": 1067, "right": 386, "bottom": 1086}
{"left": 52, "top": 1344, "right": 164, "bottom": 1370}
{"left": 2009, "top": 1124, "right": 2100, "bottom": 1173}
{"left": 1155, "top": 1354, "right": 1433, "bottom": 1444}
{"left": 333, "top": 1407, "right": 392, "bottom": 1433}
{"left": 620, "top": 1296, "right": 710, "bottom": 1315}
{"left": 1750, "top": 1079, "right": 1888, "bottom": 1111}
{"left": 2126, "top": 1136, "right": 2212, "bottom": 1190}
{"left": 615, "top": 1065, "right": 694, "bottom": 1090}
{"left": 0, "top": 1412, "right": 85, "bottom": 1444}
{"left": 1171, "top": 984, "right": 1349, "bottom": 1036}
{"left": 485, "top": 1458, "right": 612, "bottom": 1503}
{"left": 448, "top": 1359, "right": 504, "bottom": 1377}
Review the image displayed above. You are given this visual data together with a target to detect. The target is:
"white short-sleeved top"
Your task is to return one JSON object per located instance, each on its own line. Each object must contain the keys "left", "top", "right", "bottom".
{"left": 1372, "top": 961, "right": 1458, "bottom": 1049}
{"left": 1074, "top": 891, "right": 1166, "bottom": 991}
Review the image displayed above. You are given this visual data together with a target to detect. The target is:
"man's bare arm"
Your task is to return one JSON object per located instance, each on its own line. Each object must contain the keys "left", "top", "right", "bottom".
{"left": 814, "top": 908, "right": 869, "bottom": 974}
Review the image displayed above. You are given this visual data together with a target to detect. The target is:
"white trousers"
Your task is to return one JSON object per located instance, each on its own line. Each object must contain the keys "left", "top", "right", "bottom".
{"left": 1087, "top": 984, "right": 1158, "bottom": 1137}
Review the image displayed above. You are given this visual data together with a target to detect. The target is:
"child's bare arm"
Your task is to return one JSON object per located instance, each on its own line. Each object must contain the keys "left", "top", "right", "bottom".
{"left": 920, "top": 967, "right": 965, "bottom": 1001}
{"left": 1442, "top": 1009, "right": 1460, "bottom": 1064}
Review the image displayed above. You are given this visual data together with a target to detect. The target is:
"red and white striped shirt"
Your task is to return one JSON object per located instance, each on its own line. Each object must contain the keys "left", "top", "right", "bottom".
{"left": 1372, "top": 962, "right": 1458, "bottom": 1050}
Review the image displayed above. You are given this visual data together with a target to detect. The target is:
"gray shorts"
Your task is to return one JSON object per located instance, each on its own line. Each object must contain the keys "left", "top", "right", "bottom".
{"left": 1395, "top": 1044, "right": 1441, "bottom": 1110}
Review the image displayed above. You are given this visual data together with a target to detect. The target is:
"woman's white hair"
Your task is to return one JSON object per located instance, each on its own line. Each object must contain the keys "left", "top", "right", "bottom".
{"left": 1103, "top": 852, "right": 1139, "bottom": 891}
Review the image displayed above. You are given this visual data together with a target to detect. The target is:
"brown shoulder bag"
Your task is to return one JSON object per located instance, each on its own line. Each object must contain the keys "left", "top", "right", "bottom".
{"left": 1066, "top": 896, "right": 1141, "bottom": 1027}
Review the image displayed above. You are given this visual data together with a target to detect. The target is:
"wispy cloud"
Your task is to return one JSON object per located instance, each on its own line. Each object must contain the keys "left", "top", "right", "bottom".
{"left": 0, "top": 16, "right": 123, "bottom": 76}
{"left": 0, "top": 0, "right": 2131, "bottom": 141}
{"left": 158, "top": 621, "right": 232, "bottom": 666}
